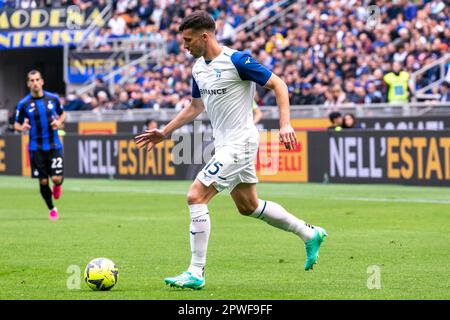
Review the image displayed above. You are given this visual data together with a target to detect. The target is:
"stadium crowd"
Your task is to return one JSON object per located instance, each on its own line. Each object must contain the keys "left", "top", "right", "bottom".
{"left": 8, "top": 0, "right": 448, "bottom": 111}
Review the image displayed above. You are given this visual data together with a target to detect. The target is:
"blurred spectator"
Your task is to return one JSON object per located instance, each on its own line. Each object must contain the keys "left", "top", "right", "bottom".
{"left": 64, "top": 92, "right": 84, "bottom": 111}
{"left": 325, "top": 84, "right": 347, "bottom": 106}
{"left": 344, "top": 80, "right": 360, "bottom": 104}
{"left": 6, "top": 110, "right": 15, "bottom": 133}
{"left": 353, "top": 85, "right": 366, "bottom": 104}
{"left": 113, "top": 91, "right": 131, "bottom": 110}
{"left": 342, "top": 113, "right": 362, "bottom": 129}
{"left": 328, "top": 111, "right": 343, "bottom": 131}
{"left": 311, "top": 83, "right": 326, "bottom": 105}
{"left": 297, "top": 83, "right": 315, "bottom": 105}
{"left": 115, "top": 0, "right": 137, "bottom": 14}
{"left": 137, "top": 0, "right": 154, "bottom": 24}
{"left": 80, "top": 94, "right": 96, "bottom": 111}
{"left": 128, "top": 91, "right": 143, "bottom": 109}
{"left": 141, "top": 91, "right": 155, "bottom": 109}
{"left": 175, "top": 96, "right": 191, "bottom": 111}
{"left": 79, "top": 0, "right": 94, "bottom": 11}
{"left": 216, "top": 18, "right": 236, "bottom": 46}
{"left": 440, "top": 81, "right": 450, "bottom": 102}
{"left": 93, "top": 77, "right": 112, "bottom": 101}
{"left": 19, "top": 0, "right": 38, "bottom": 8}
{"left": 108, "top": 12, "right": 127, "bottom": 38}
{"left": 384, "top": 62, "right": 410, "bottom": 103}
{"left": 145, "top": 119, "right": 158, "bottom": 130}
{"left": 97, "top": 91, "right": 113, "bottom": 110}
{"left": 150, "top": 0, "right": 163, "bottom": 27}
{"left": 364, "top": 82, "right": 384, "bottom": 104}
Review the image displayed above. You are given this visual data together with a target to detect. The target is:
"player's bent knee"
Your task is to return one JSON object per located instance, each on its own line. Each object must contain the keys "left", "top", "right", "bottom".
{"left": 52, "top": 176, "right": 63, "bottom": 185}
{"left": 237, "top": 204, "right": 258, "bottom": 216}
{"left": 187, "top": 191, "right": 204, "bottom": 205}
{"left": 39, "top": 178, "right": 49, "bottom": 186}
{"left": 187, "top": 179, "right": 217, "bottom": 205}
{"left": 187, "top": 189, "right": 215, "bottom": 205}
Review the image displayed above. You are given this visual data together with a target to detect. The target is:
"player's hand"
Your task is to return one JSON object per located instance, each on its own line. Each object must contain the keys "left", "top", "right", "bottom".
{"left": 22, "top": 119, "right": 31, "bottom": 131}
{"left": 50, "top": 119, "right": 61, "bottom": 130}
{"left": 279, "top": 124, "right": 297, "bottom": 150}
{"left": 134, "top": 128, "right": 166, "bottom": 152}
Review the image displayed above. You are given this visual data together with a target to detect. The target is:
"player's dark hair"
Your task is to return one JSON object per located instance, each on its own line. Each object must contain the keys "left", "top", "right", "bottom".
{"left": 27, "top": 70, "right": 42, "bottom": 81}
{"left": 179, "top": 11, "right": 216, "bottom": 32}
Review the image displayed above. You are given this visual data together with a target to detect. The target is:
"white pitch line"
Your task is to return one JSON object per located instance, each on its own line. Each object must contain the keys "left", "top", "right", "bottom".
{"left": 334, "top": 197, "right": 450, "bottom": 205}
{"left": 66, "top": 186, "right": 189, "bottom": 195}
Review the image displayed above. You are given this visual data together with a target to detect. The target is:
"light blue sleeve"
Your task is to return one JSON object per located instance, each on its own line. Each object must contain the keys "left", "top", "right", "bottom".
{"left": 231, "top": 51, "right": 272, "bottom": 86}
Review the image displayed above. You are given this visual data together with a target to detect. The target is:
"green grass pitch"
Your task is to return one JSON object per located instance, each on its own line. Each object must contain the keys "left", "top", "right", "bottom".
{"left": 0, "top": 176, "right": 448, "bottom": 299}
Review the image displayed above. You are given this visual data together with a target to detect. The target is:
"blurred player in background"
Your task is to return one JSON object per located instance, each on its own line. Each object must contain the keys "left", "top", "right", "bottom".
{"left": 135, "top": 11, "right": 327, "bottom": 290}
{"left": 14, "top": 70, "right": 66, "bottom": 220}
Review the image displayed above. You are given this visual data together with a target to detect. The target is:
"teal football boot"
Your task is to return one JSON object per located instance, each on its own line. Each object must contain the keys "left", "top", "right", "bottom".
{"left": 164, "top": 271, "right": 205, "bottom": 290}
{"left": 304, "top": 226, "right": 328, "bottom": 271}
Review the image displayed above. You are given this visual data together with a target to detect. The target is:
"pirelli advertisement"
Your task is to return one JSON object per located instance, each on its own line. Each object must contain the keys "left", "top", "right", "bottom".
{"left": 308, "top": 130, "right": 450, "bottom": 186}
{"left": 256, "top": 131, "right": 308, "bottom": 182}
{"left": 0, "top": 130, "right": 449, "bottom": 186}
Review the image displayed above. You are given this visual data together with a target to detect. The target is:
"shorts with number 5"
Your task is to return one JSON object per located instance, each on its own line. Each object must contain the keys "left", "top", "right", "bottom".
{"left": 197, "top": 143, "right": 258, "bottom": 192}
{"left": 30, "top": 149, "right": 64, "bottom": 179}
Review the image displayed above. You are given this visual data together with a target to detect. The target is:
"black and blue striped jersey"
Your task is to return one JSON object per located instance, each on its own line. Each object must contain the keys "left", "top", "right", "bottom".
{"left": 15, "top": 91, "right": 64, "bottom": 151}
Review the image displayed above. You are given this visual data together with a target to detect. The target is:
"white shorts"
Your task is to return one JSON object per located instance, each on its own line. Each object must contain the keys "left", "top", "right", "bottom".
{"left": 196, "top": 143, "right": 259, "bottom": 192}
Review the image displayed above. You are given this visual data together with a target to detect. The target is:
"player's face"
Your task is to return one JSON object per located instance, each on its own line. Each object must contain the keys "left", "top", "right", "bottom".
{"left": 182, "top": 29, "right": 206, "bottom": 58}
{"left": 27, "top": 74, "right": 44, "bottom": 94}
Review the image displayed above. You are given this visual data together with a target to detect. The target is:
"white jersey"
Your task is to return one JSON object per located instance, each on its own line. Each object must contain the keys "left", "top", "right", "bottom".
{"left": 191, "top": 46, "right": 272, "bottom": 148}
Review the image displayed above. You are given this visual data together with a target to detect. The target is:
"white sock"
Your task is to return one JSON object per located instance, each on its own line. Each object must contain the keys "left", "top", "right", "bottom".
{"left": 249, "top": 199, "right": 316, "bottom": 242}
{"left": 187, "top": 204, "right": 210, "bottom": 279}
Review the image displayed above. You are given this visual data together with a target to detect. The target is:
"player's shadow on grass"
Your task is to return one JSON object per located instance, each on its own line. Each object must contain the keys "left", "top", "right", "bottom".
{"left": 165, "top": 287, "right": 207, "bottom": 293}
{"left": 77, "top": 289, "right": 126, "bottom": 295}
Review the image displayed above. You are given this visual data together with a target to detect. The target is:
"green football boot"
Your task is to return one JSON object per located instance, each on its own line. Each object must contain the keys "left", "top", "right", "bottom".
{"left": 164, "top": 271, "right": 205, "bottom": 290}
{"left": 304, "top": 226, "right": 328, "bottom": 271}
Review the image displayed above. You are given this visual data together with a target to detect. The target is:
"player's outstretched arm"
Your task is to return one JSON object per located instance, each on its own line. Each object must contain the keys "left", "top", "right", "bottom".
{"left": 264, "top": 74, "right": 298, "bottom": 150}
{"left": 134, "top": 98, "right": 205, "bottom": 151}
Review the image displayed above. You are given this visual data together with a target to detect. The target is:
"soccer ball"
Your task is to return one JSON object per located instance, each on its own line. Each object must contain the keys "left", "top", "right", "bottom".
{"left": 84, "top": 258, "right": 119, "bottom": 291}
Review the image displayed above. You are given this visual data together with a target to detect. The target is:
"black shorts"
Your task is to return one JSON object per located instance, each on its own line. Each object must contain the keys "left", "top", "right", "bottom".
{"left": 30, "top": 149, "right": 64, "bottom": 179}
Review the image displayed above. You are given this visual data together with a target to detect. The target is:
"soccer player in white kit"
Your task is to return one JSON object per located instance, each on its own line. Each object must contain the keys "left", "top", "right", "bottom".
{"left": 135, "top": 11, "right": 327, "bottom": 290}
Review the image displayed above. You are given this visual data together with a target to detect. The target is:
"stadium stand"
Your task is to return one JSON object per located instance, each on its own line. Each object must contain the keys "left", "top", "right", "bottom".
{"left": 0, "top": 0, "right": 448, "bottom": 116}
